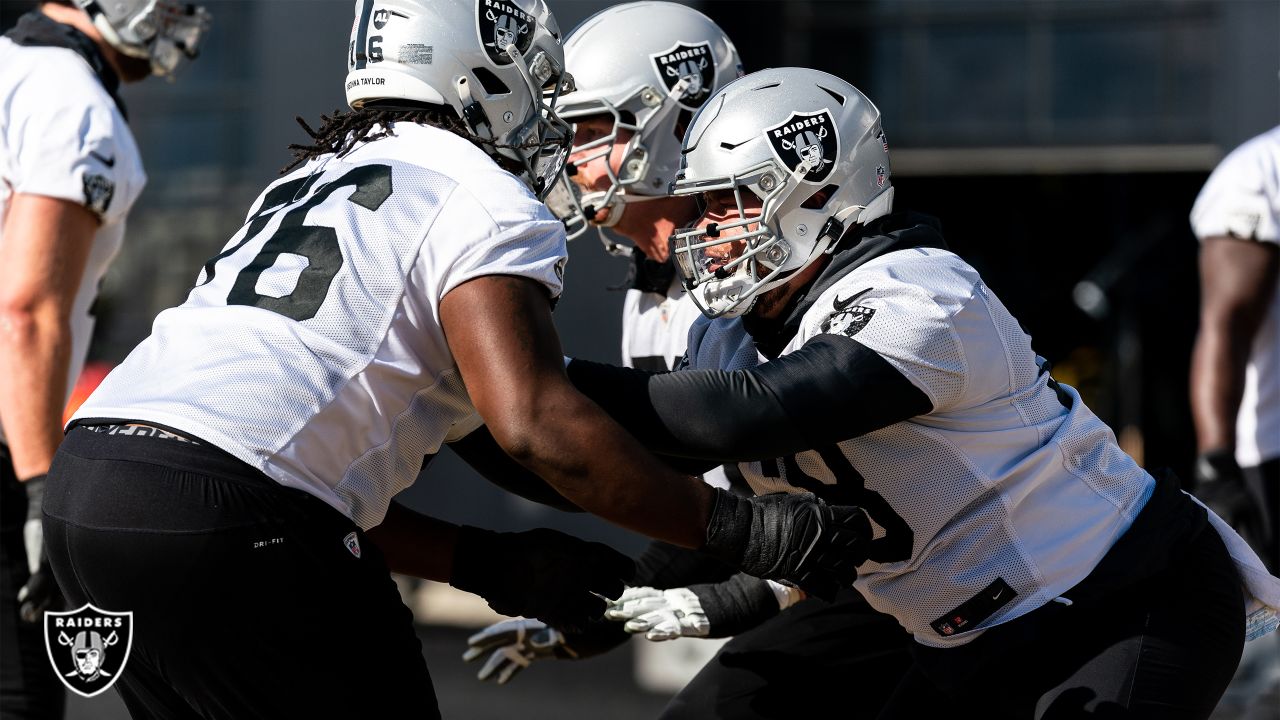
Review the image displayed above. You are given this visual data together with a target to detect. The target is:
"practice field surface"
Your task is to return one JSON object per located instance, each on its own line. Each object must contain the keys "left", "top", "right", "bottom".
{"left": 67, "top": 625, "right": 673, "bottom": 719}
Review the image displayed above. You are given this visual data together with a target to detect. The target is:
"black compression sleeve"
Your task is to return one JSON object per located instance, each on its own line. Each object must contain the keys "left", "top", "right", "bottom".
{"left": 448, "top": 428, "right": 584, "bottom": 513}
{"left": 566, "top": 334, "right": 932, "bottom": 463}
{"left": 634, "top": 540, "right": 737, "bottom": 589}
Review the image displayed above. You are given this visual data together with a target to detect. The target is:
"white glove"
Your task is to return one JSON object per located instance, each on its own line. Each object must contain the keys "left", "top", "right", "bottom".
{"left": 462, "top": 618, "right": 577, "bottom": 685}
{"left": 605, "top": 586, "right": 711, "bottom": 641}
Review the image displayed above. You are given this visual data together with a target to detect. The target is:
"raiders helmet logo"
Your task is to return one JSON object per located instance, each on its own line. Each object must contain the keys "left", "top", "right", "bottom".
{"left": 44, "top": 604, "right": 134, "bottom": 698}
{"left": 650, "top": 42, "right": 715, "bottom": 110}
{"left": 478, "top": 0, "right": 534, "bottom": 66}
{"left": 764, "top": 110, "right": 840, "bottom": 185}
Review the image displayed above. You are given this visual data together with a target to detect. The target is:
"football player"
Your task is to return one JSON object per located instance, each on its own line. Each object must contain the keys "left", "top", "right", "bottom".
{"left": 462, "top": 6, "right": 913, "bottom": 717}
{"left": 555, "top": 67, "right": 1280, "bottom": 717}
{"left": 39, "top": 2, "right": 872, "bottom": 716}
{"left": 1189, "top": 123, "right": 1280, "bottom": 717}
{"left": 0, "top": 0, "right": 208, "bottom": 716}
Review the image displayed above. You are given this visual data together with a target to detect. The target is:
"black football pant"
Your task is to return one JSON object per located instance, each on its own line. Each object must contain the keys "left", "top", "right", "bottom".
{"left": 0, "top": 444, "right": 66, "bottom": 720}
{"left": 660, "top": 588, "right": 912, "bottom": 719}
{"left": 879, "top": 474, "right": 1246, "bottom": 719}
{"left": 42, "top": 426, "right": 440, "bottom": 720}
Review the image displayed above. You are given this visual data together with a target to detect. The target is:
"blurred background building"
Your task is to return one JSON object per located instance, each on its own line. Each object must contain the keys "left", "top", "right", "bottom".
{"left": 2, "top": 1, "right": 1276, "bottom": 718}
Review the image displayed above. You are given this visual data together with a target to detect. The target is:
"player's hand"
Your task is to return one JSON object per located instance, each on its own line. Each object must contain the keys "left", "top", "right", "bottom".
{"left": 1195, "top": 451, "right": 1271, "bottom": 559}
{"left": 462, "top": 618, "right": 576, "bottom": 685}
{"left": 462, "top": 615, "right": 631, "bottom": 685}
{"left": 450, "top": 526, "right": 635, "bottom": 633}
{"left": 605, "top": 573, "right": 788, "bottom": 641}
{"left": 701, "top": 490, "right": 869, "bottom": 602}
{"left": 18, "top": 475, "right": 62, "bottom": 623}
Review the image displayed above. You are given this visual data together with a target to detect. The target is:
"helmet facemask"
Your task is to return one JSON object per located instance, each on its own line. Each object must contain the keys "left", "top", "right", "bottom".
{"left": 78, "top": 0, "right": 210, "bottom": 77}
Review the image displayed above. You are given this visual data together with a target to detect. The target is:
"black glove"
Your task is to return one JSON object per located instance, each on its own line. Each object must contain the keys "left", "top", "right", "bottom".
{"left": 701, "top": 489, "right": 869, "bottom": 602}
{"left": 605, "top": 572, "right": 784, "bottom": 640}
{"left": 450, "top": 525, "right": 635, "bottom": 633}
{"left": 1195, "top": 451, "right": 1270, "bottom": 557}
{"left": 18, "top": 474, "right": 62, "bottom": 623}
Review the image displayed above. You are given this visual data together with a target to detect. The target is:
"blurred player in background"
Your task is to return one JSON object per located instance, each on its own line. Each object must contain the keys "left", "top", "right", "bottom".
{"left": 464, "top": 7, "right": 912, "bottom": 718}
{"left": 39, "top": 2, "right": 872, "bottom": 717}
{"left": 545, "top": 67, "right": 1277, "bottom": 717}
{"left": 1189, "top": 123, "right": 1280, "bottom": 720}
{"left": 0, "top": 1, "right": 208, "bottom": 716}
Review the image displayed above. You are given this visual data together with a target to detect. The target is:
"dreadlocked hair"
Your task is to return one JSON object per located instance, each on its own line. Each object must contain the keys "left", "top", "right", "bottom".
{"left": 281, "top": 104, "right": 524, "bottom": 175}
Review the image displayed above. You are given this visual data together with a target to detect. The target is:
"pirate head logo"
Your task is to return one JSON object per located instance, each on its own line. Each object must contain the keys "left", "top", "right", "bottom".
{"left": 650, "top": 42, "right": 715, "bottom": 110}
{"left": 479, "top": 0, "right": 534, "bottom": 65}
{"left": 819, "top": 288, "right": 876, "bottom": 338}
{"left": 44, "top": 604, "right": 133, "bottom": 698}
{"left": 765, "top": 110, "right": 840, "bottom": 184}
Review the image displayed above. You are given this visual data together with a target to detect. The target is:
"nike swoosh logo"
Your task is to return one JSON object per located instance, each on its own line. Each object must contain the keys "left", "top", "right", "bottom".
{"left": 89, "top": 151, "right": 116, "bottom": 167}
{"left": 832, "top": 287, "right": 873, "bottom": 312}
{"left": 990, "top": 589, "right": 1003, "bottom": 601}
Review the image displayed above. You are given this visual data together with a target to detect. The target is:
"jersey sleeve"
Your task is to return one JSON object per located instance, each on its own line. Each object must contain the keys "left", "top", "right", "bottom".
{"left": 430, "top": 178, "right": 567, "bottom": 302}
{"left": 1190, "top": 127, "right": 1280, "bottom": 245}
{"left": 800, "top": 272, "right": 968, "bottom": 412}
{"left": 7, "top": 52, "right": 140, "bottom": 224}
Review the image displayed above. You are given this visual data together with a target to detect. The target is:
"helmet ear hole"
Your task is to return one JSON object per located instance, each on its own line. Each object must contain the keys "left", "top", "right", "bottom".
{"left": 471, "top": 67, "right": 510, "bottom": 96}
{"left": 801, "top": 184, "right": 840, "bottom": 210}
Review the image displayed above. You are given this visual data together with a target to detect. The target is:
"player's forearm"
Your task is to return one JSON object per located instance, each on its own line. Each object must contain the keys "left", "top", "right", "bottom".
{"left": 366, "top": 502, "right": 460, "bottom": 582}
{"left": 0, "top": 305, "right": 72, "bottom": 477}
{"left": 491, "top": 385, "right": 712, "bottom": 549}
{"left": 1189, "top": 319, "right": 1250, "bottom": 453}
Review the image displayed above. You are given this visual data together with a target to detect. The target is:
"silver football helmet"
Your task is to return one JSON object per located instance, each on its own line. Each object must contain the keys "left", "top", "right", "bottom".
{"left": 670, "top": 68, "right": 894, "bottom": 318}
{"left": 544, "top": 1, "right": 741, "bottom": 246}
{"left": 76, "top": 0, "right": 210, "bottom": 77}
{"left": 344, "top": 0, "right": 574, "bottom": 199}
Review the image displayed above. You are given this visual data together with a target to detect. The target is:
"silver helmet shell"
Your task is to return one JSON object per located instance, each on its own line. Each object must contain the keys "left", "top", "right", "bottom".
{"left": 344, "top": 0, "right": 574, "bottom": 199}
{"left": 544, "top": 1, "right": 741, "bottom": 242}
{"left": 669, "top": 67, "right": 893, "bottom": 318}
{"left": 76, "top": 0, "right": 210, "bottom": 77}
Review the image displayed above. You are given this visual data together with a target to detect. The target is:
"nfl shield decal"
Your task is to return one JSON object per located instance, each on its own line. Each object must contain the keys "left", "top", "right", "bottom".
{"left": 44, "top": 604, "right": 133, "bottom": 698}
{"left": 478, "top": 0, "right": 535, "bottom": 65}
{"left": 650, "top": 41, "right": 715, "bottom": 110}
{"left": 344, "top": 531, "right": 362, "bottom": 558}
{"left": 764, "top": 109, "right": 840, "bottom": 184}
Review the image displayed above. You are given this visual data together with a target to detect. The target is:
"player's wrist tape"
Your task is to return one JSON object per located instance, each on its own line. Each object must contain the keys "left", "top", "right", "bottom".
{"left": 701, "top": 488, "right": 756, "bottom": 569}
{"left": 691, "top": 573, "right": 781, "bottom": 637}
{"left": 23, "top": 474, "right": 47, "bottom": 524}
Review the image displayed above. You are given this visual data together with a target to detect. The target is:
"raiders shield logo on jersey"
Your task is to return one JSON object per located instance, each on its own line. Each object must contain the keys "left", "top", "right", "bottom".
{"left": 44, "top": 604, "right": 133, "bottom": 698}
{"left": 82, "top": 173, "right": 115, "bottom": 217}
{"left": 764, "top": 110, "right": 840, "bottom": 184}
{"left": 478, "top": 0, "right": 535, "bottom": 65}
{"left": 819, "top": 288, "right": 876, "bottom": 337}
{"left": 650, "top": 41, "right": 715, "bottom": 110}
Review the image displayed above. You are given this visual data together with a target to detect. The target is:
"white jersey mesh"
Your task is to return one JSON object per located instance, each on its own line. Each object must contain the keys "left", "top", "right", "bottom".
{"left": 75, "top": 124, "right": 566, "bottom": 528}
{"left": 690, "top": 248, "right": 1153, "bottom": 646}
{"left": 0, "top": 39, "right": 146, "bottom": 446}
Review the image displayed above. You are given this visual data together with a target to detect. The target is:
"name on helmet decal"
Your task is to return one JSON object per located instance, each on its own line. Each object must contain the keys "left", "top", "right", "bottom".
{"left": 346, "top": 77, "right": 387, "bottom": 91}
{"left": 658, "top": 46, "right": 710, "bottom": 65}
{"left": 484, "top": 0, "right": 533, "bottom": 24}
{"left": 52, "top": 617, "right": 124, "bottom": 629}
{"left": 772, "top": 115, "right": 826, "bottom": 139}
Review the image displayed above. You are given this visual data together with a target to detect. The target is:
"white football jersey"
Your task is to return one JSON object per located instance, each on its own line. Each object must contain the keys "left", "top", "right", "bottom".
{"left": 0, "top": 37, "right": 146, "bottom": 445}
{"left": 692, "top": 248, "right": 1155, "bottom": 647}
{"left": 1190, "top": 125, "right": 1280, "bottom": 467}
{"left": 75, "top": 124, "right": 567, "bottom": 529}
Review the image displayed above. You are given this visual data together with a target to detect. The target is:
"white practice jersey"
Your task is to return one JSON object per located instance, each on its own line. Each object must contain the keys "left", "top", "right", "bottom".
{"left": 1190, "top": 125, "right": 1280, "bottom": 467}
{"left": 691, "top": 248, "right": 1155, "bottom": 647}
{"left": 75, "top": 124, "right": 567, "bottom": 529}
{"left": 0, "top": 37, "right": 146, "bottom": 445}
